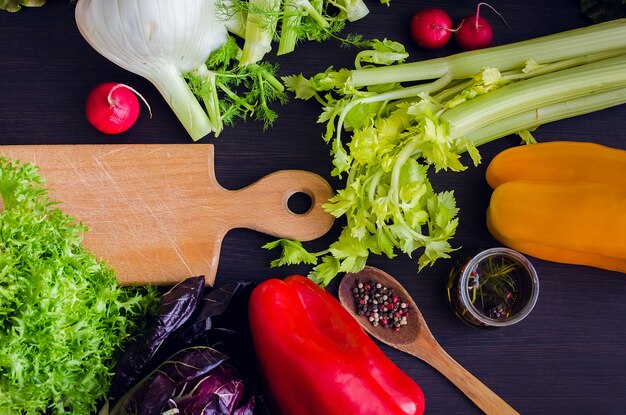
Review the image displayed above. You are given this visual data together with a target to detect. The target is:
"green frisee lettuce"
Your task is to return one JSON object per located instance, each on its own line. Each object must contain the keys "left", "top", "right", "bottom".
{"left": 0, "top": 158, "right": 158, "bottom": 414}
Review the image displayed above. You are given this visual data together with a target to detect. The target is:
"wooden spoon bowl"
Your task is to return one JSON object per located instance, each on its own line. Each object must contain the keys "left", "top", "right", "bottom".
{"left": 338, "top": 266, "right": 520, "bottom": 415}
{"left": 339, "top": 268, "right": 423, "bottom": 346}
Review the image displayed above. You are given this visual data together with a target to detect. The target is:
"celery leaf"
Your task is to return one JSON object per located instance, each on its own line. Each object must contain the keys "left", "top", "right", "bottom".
{"left": 263, "top": 239, "right": 318, "bottom": 267}
{"left": 282, "top": 74, "right": 317, "bottom": 100}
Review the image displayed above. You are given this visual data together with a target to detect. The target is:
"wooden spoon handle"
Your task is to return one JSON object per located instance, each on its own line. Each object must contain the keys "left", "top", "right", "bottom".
{"left": 224, "top": 170, "right": 335, "bottom": 241}
{"left": 408, "top": 340, "right": 520, "bottom": 415}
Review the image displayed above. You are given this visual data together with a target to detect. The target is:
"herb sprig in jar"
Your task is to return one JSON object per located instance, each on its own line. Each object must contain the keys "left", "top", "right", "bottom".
{"left": 446, "top": 247, "right": 540, "bottom": 328}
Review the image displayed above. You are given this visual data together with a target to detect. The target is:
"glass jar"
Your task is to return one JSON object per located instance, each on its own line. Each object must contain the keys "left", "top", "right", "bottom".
{"left": 446, "top": 247, "right": 539, "bottom": 328}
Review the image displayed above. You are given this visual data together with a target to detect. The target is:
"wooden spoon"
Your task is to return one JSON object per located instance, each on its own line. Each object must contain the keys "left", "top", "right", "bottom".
{"left": 338, "top": 266, "right": 520, "bottom": 415}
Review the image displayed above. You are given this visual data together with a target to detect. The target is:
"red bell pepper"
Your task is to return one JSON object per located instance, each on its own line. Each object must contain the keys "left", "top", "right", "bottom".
{"left": 248, "top": 275, "right": 425, "bottom": 415}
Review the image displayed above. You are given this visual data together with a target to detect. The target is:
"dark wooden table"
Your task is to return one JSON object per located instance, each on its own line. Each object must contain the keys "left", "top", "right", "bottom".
{"left": 1, "top": 2, "right": 625, "bottom": 414}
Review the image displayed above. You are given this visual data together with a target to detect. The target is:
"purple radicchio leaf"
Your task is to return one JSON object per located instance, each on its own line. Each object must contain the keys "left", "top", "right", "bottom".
{"left": 233, "top": 397, "right": 255, "bottom": 415}
{"left": 173, "top": 364, "right": 247, "bottom": 414}
{"left": 141, "top": 346, "right": 228, "bottom": 415}
{"left": 161, "top": 399, "right": 179, "bottom": 415}
{"left": 114, "top": 346, "right": 228, "bottom": 415}
{"left": 137, "top": 373, "right": 175, "bottom": 415}
{"left": 165, "top": 282, "right": 255, "bottom": 349}
{"left": 110, "top": 276, "right": 206, "bottom": 399}
{"left": 105, "top": 280, "right": 268, "bottom": 415}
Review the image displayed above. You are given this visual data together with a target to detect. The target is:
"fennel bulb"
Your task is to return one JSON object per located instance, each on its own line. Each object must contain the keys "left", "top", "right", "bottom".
{"left": 76, "top": 0, "right": 228, "bottom": 141}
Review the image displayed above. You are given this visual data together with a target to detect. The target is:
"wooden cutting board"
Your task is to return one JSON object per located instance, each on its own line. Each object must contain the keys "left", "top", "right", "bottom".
{"left": 0, "top": 144, "right": 335, "bottom": 286}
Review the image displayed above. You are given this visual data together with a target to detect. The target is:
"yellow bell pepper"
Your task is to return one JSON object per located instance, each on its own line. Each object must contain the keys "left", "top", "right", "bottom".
{"left": 486, "top": 141, "right": 626, "bottom": 273}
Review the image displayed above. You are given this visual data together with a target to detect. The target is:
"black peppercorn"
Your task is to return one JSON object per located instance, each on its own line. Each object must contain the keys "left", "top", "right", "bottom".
{"left": 353, "top": 279, "right": 409, "bottom": 331}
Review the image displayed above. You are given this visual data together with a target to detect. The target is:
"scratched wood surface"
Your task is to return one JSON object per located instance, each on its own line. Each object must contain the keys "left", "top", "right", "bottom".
{"left": 1, "top": 2, "right": 626, "bottom": 414}
{"left": 0, "top": 144, "right": 334, "bottom": 285}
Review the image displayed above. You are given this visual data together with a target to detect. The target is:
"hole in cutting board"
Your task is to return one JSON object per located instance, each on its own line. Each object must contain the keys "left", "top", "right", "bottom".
{"left": 287, "top": 192, "right": 313, "bottom": 214}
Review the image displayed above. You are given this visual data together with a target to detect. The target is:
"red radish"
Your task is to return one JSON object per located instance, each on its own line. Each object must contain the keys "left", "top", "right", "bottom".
{"left": 410, "top": 8, "right": 452, "bottom": 50}
{"left": 455, "top": 14, "right": 493, "bottom": 51}
{"left": 85, "top": 82, "right": 147, "bottom": 134}
{"left": 455, "top": 2, "right": 508, "bottom": 51}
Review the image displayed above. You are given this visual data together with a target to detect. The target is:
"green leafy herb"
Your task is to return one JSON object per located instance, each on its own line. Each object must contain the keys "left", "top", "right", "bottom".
{"left": 225, "top": 0, "right": 391, "bottom": 63}
{"left": 262, "top": 239, "right": 322, "bottom": 267}
{"left": 0, "top": 158, "right": 158, "bottom": 414}
{"left": 185, "top": 35, "right": 288, "bottom": 136}
{"left": 469, "top": 257, "right": 520, "bottom": 318}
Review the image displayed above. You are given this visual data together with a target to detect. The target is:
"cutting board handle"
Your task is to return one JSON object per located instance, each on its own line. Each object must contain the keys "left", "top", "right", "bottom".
{"left": 224, "top": 170, "right": 335, "bottom": 241}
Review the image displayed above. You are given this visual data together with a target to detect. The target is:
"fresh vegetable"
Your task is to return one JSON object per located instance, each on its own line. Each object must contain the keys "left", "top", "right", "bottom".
{"left": 240, "top": 0, "right": 283, "bottom": 65}
{"left": 409, "top": 8, "right": 452, "bottom": 50}
{"left": 0, "top": 157, "right": 157, "bottom": 414}
{"left": 409, "top": 3, "right": 504, "bottom": 51}
{"left": 486, "top": 141, "right": 626, "bottom": 188}
{"left": 75, "top": 0, "right": 228, "bottom": 141}
{"left": 455, "top": 4, "right": 494, "bottom": 51}
{"left": 104, "top": 346, "right": 254, "bottom": 415}
{"left": 76, "top": 0, "right": 286, "bottom": 141}
{"left": 0, "top": 0, "right": 45, "bottom": 12}
{"left": 248, "top": 275, "right": 426, "bottom": 415}
{"left": 76, "top": 0, "right": 396, "bottom": 139}
{"left": 85, "top": 83, "right": 148, "bottom": 134}
{"left": 228, "top": 0, "right": 391, "bottom": 62}
{"left": 336, "top": 0, "right": 372, "bottom": 22}
{"left": 187, "top": 35, "right": 287, "bottom": 134}
{"left": 486, "top": 141, "right": 626, "bottom": 274}
{"left": 109, "top": 275, "right": 206, "bottom": 399}
{"left": 276, "top": 0, "right": 331, "bottom": 56}
{"left": 269, "top": 19, "right": 626, "bottom": 286}
{"left": 347, "top": 20, "right": 626, "bottom": 87}
{"left": 486, "top": 180, "right": 626, "bottom": 274}
{"left": 103, "top": 277, "right": 266, "bottom": 415}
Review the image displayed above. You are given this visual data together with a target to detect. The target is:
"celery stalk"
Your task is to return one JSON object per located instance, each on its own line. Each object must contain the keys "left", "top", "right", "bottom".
{"left": 270, "top": 20, "right": 626, "bottom": 287}
{"left": 465, "top": 87, "right": 626, "bottom": 147}
{"left": 335, "top": 74, "right": 454, "bottom": 145}
{"left": 500, "top": 50, "right": 626, "bottom": 82}
{"left": 350, "top": 19, "right": 626, "bottom": 87}
{"left": 443, "top": 54, "right": 626, "bottom": 139}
